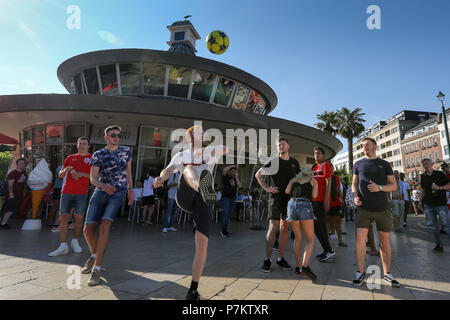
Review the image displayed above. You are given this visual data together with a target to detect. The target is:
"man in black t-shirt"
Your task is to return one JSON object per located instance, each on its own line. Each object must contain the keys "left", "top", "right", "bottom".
{"left": 352, "top": 137, "right": 400, "bottom": 287}
{"left": 255, "top": 137, "right": 300, "bottom": 273}
{"left": 419, "top": 158, "right": 450, "bottom": 253}
{"left": 220, "top": 165, "right": 242, "bottom": 237}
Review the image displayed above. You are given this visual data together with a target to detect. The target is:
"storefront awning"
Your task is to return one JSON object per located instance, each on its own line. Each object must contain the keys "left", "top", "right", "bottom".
{"left": 0, "top": 133, "right": 19, "bottom": 145}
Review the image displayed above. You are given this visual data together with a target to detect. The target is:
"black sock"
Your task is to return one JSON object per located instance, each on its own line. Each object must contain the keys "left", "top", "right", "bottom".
{"left": 190, "top": 281, "right": 198, "bottom": 291}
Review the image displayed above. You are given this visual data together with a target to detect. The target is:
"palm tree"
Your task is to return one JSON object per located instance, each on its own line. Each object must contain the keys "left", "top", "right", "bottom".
{"left": 336, "top": 107, "right": 366, "bottom": 171}
{"left": 315, "top": 111, "right": 338, "bottom": 136}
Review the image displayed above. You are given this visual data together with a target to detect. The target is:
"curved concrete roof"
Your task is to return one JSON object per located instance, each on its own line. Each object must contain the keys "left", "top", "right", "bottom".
{"left": 57, "top": 49, "right": 278, "bottom": 113}
{"left": 0, "top": 94, "right": 342, "bottom": 157}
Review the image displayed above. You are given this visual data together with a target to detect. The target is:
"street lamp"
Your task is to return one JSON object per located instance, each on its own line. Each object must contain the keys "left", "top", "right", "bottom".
{"left": 437, "top": 91, "right": 450, "bottom": 161}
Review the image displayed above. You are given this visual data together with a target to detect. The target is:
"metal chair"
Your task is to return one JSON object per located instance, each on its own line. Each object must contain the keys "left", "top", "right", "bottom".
{"left": 128, "top": 200, "right": 143, "bottom": 223}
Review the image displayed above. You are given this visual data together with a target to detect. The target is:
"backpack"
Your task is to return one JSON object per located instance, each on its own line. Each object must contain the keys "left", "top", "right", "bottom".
{"left": 312, "top": 162, "right": 338, "bottom": 202}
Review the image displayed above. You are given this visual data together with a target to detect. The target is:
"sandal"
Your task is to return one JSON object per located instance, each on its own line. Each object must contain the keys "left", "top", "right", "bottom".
{"left": 338, "top": 242, "right": 348, "bottom": 247}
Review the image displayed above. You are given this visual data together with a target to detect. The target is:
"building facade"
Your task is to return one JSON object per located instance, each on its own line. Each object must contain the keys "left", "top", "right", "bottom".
{"left": 331, "top": 151, "right": 349, "bottom": 173}
{"left": 401, "top": 117, "right": 442, "bottom": 183}
{"left": 353, "top": 110, "right": 437, "bottom": 172}
{"left": 0, "top": 20, "right": 341, "bottom": 196}
{"left": 437, "top": 108, "right": 450, "bottom": 163}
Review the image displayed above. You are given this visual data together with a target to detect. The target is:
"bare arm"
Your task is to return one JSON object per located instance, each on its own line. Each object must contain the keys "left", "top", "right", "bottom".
{"left": 352, "top": 174, "right": 362, "bottom": 206}
{"left": 58, "top": 166, "right": 72, "bottom": 179}
{"left": 255, "top": 167, "right": 278, "bottom": 194}
{"left": 222, "top": 165, "right": 235, "bottom": 176}
{"left": 285, "top": 177, "right": 295, "bottom": 195}
{"left": 126, "top": 161, "right": 134, "bottom": 205}
{"left": 89, "top": 166, "right": 115, "bottom": 195}
{"left": 7, "top": 179, "right": 14, "bottom": 198}
{"left": 154, "top": 164, "right": 177, "bottom": 188}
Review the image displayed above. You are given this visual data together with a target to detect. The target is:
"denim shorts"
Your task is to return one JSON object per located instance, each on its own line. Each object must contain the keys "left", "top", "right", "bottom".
{"left": 85, "top": 190, "right": 126, "bottom": 224}
{"left": 287, "top": 198, "right": 315, "bottom": 221}
{"left": 60, "top": 193, "right": 88, "bottom": 215}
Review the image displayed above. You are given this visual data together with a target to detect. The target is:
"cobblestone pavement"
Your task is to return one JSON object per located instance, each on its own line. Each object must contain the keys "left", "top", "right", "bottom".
{"left": 0, "top": 214, "right": 449, "bottom": 300}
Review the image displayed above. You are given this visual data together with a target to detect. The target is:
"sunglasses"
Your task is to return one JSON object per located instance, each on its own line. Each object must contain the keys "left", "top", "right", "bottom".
{"left": 109, "top": 133, "right": 122, "bottom": 139}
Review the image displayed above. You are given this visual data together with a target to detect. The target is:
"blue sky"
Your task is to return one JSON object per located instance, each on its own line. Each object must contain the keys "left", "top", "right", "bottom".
{"left": 1, "top": 0, "right": 449, "bottom": 155}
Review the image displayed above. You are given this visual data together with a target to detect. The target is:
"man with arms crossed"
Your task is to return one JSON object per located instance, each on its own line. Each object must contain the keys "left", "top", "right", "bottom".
{"left": 154, "top": 125, "right": 227, "bottom": 300}
{"left": 49, "top": 137, "right": 92, "bottom": 256}
{"left": 82, "top": 126, "right": 134, "bottom": 286}
{"left": 352, "top": 137, "right": 400, "bottom": 287}
{"left": 255, "top": 137, "right": 299, "bottom": 273}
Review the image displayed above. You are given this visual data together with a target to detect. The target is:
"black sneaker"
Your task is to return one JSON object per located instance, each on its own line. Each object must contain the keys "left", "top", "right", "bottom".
{"left": 198, "top": 170, "right": 216, "bottom": 206}
{"left": 0, "top": 224, "right": 11, "bottom": 229}
{"left": 353, "top": 271, "right": 367, "bottom": 287}
{"left": 276, "top": 257, "right": 292, "bottom": 270}
{"left": 262, "top": 259, "right": 271, "bottom": 273}
{"left": 320, "top": 250, "right": 336, "bottom": 262}
{"left": 383, "top": 273, "right": 401, "bottom": 288}
{"left": 316, "top": 251, "right": 326, "bottom": 258}
{"left": 294, "top": 267, "right": 301, "bottom": 274}
{"left": 273, "top": 240, "right": 279, "bottom": 251}
{"left": 185, "top": 289, "right": 201, "bottom": 300}
{"left": 432, "top": 244, "right": 444, "bottom": 253}
{"left": 220, "top": 230, "right": 231, "bottom": 238}
{"left": 300, "top": 266, "right": 317, "bottom": 280}
{"left": 440, "top": 229, "right": 447, "bottom": 235}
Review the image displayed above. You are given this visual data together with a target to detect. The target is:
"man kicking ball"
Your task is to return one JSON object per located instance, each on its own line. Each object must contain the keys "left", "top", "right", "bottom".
{"left": 154, "top": 125, "right": 228, "bottom": 300}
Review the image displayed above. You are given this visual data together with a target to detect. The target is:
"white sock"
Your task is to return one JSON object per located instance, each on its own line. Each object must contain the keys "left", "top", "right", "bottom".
{"left": 60, "top": 242, "right": 68, "bottom": 248}
{"left": 91, "top": 254, "right": 97, "bottom": 258}
{"left": 94, "top": 266, "right": 101, "bottom": 271}
{"left": 71, "top": 238, "right": 78, "bottom": 243}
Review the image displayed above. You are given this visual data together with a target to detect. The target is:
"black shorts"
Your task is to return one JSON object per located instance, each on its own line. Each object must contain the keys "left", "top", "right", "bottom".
{"left": 268, "top": 195, "right": 289, "bottom": 220}
{"left": 176, "top": 174, "right": 210, "bottom": 238}
{"left": 327, "top": 206, "right": 341, "bottom": 217}
{"left": 3, "top": 197, "right": 22, "bottom": 212}
{"left": 142, "top": 195, "right": 155, "bottom": 206}
{"left": 52, "top": 188, "right": 61, "bottom": 201}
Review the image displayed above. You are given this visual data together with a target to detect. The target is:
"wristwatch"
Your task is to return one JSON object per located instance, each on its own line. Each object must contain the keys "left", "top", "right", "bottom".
{"left": 378, "top": 185, "right": 383, "bottom": 191}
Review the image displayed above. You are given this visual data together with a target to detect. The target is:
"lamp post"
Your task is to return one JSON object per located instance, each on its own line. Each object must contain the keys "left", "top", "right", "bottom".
{"left": 438, "top": 91, "right": 450, "bottom": 161}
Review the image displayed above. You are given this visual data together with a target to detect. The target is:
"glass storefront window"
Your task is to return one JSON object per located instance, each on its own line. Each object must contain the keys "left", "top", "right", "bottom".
{"left": 168, "top": 66, "right": 191, "bottom": 98}
{"left": 99, "top": 64, "right": 119, "bottom": 96}
{"left": 231, "top": 85, "right": 250, "bottom": 110}
{"left": 140, "top": 126, "right": 170, "bottom": 149}
{"left": 46, "top": 125, "right": 63, "bottom": 144}
{"left": 65, "top": 124, "right": 85, "bottom": 143}
{"left": 214, "top": 77, "right": 235, "bottom": 106}
{"left": 32, "top": 126, "right": 45, "bottom": 145}
{"left": 69, "top": 79, "right": 76, "bottom": 94}
{"left": 120, "top": 63, "right": 141, "bottom": 95}
{"left": 73, "top": 73, "right": 84, "bottom": 94}
{"left": 32, "top": 145, "right": 45, "bottom": 165}
{"left": 143, "top": 63, "right": 166, "bottom": 95}
{"left": 64, "top": 144, "right": 78, "bottom": 158}
{"left": 136, "top": 148, "right": 166, "bottom": 182}
{"left": 191, "top": 70, "right": 215, "bottom": 102}
{"left": 246, "top": 91, "right": 262, "bottom": 113}
{"left": 83, "top": 68, "right": 100, "bottom": 94}
{"left": 46, "top": 145, "right": 63, "bottom": 174}
{"left": 23, "top": 129, "right": 32, "bottom": 150}
{"left": 253, "top": 96, "right": 267, "bottom": 115}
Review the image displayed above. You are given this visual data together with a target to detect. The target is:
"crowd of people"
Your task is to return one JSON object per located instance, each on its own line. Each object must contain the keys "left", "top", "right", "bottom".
{"left": 1, "top": 125, "right": 450, "bottom": 300}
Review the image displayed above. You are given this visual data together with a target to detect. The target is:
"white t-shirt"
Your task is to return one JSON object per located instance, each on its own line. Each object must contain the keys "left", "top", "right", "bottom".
{"left": 168, "top": 146, "right": 223, "bottom": 177}
{"left": 143, "top": 177, "right": 154, "bottom": 197}
{"left": 399, "top": 180, "right": 411, "bottom": 201}
{"left": 133, "top": 187, "right": 143, "bottom": 201}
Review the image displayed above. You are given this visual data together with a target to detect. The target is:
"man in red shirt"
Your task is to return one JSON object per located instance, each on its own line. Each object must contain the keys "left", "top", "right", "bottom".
{"left": 49, "top": 137, "right": 92, "bottom": 256}
{"left": 1, "top": 158, "right": 27, "bottom": 229}
{"left": 312, "top": 147, "right": 336, "bottom": 262}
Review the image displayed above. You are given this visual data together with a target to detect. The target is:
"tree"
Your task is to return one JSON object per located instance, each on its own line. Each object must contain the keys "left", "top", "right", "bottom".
{"left": 336, "top": 107, "right": 366, "bottom": 171}
{"left": 315, "top": 111, "right": 338, "bottom": 136}
{"left": 0, "top": 151, "right": 12, "bottom": 181}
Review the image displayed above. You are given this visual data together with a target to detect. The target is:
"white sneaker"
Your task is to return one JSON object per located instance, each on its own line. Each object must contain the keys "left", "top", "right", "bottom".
{"left": 162, "top": 228, "right": 168, "bottom": 233}
{"left": 71, "top": 240, "right": 82, "bottom": 254}
{"left": 48, "top": 244, "right": 69, "bottom": 257}
{"left": 168, "top": 227, "right": 177, "bottom": 232}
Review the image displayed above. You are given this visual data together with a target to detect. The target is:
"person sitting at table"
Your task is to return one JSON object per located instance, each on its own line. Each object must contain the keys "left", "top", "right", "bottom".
{"left": 243, "top": 189, "right": 253, "bottom": 218}
{"left": 129, "top": 180, "right": 143, "bottom": 218}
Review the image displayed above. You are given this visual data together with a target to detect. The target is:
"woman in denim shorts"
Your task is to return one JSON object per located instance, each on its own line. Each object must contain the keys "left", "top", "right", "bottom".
{"left": 285, "top": 167, "right": 318, "bottom": 280}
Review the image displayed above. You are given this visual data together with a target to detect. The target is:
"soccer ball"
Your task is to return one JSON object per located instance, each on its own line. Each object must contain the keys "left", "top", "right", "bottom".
{"left": 206, "top": 30, "right": 229, "bottom": 55}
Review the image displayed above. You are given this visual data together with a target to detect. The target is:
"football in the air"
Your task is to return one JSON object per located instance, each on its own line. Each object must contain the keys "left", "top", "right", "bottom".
{"left": 206, "top": 30, "right": 229, "bottom": 54}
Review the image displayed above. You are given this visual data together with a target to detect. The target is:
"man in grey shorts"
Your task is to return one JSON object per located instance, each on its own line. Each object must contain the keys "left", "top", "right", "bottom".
{"left": 352, "top": 137, "right": 400, "bottom": 287}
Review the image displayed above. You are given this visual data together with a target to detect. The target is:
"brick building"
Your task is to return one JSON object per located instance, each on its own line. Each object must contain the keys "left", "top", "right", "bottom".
{"left": 401, "top": 117, "right": 443, "bottom": 184}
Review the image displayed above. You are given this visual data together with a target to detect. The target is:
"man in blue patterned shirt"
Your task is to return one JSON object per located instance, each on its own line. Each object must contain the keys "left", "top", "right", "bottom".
{"left": 82, "top": 125, "right": 134, "bottom": 286}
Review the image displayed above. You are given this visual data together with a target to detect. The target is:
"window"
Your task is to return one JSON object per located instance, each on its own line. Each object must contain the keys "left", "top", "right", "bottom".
{"left": 191, "top": 70, "right": 215, "bottom": 102}
{"left": 414, "top": 143, "right": 418, "bottom": 151}
{"left": 380, "top": 133, "right": 385, "bottom": 139}
{"left": 394, "top": 149, "right": 400, "bottom": 156}
{"left": 395, "top": 160, "right": 402, "bottom": 167}
{"left": 140, "top": 126, "right": 170, "bottom": 148}
{"left": 143, "top": 63, "right": 166, "bottom": 95}
{"left": 387, "top": 151, "right": 393, "bottom": 158}
{"left": 416, "top": 156, "right": 420, "bottom": 166}
{"left": 381, "top": 143, "right": 386, "bottom": 149}
{"left": 427, "top": 138, "right": 431, "bottom": 147}
{"left": 306, "top": 157, "right": 315, "bottom": 165}
{"left": 409, "top": 145, "right": 413, "bottom": 152}
{"left": 65, "top": 124, "right": 85, "bottom": 144}
{"left": 168, "top": 66, "right": 192, "bottom": 98}
{"left": 410, "top": 157, "right": 415, "bottom": 167}
{"left": 246, "top": 90, "right": 264, "bottom": 113}
{"left": 119, "top": 63, "right": 141, "bottom": 95}
{"left": 382, "top": 153, "right": 387, "bottom": 159}
{"left": 376, "top": 136, "right": 380, "bottom": 141}
{"left": 391, "top": 127, "right": 398, "bottom": 134}
{"left": 231, "top": 85, "right": 250, "bottom": 110}
{"left": 392, "top": 138, "right": 399, "bottom": 144}
{"left": 385, "top": 130, "right": 391, "bottom": 137}
{"left": 174, "top": 31, "right": 185, "bottom": 41}
{"left": 421, "top": 140, "right": 426, "bottom": 148}
{"left": 73, "top": 73, "right": 84, "bottom": 94}
{"left": 68, "top": 79, "right": 76, "bottom": 94}
{"left": 404, "top": 146, "right": 409, "bottom": 154}
{"left": 406, "top": 159, "right": 410, "bottom": 168}
{"left": 46, "top": 125, "right": 63, "bottom": 144}
{"left": 386, "top": 140, "right": 392, "bottom": 147}
{"left": 429, "top": 153, "right": 433, "bottom": 162}
{"left": 99, "top": 65, "right": 119, "bottom": 96}
{"left": 83, "top": 67, "right": 100, "bottom": 94}
{"left": 32, "top": 126, "right": 45, "bottom": 145}
{"left": 433, "top": 136, "right": 438, "bottom": 146}
{"left": 445, "top": 145, "right": 449, "bottom": 156}
{"left": 214, "top": 77, "right": 236, "bottom": 106}
{"left": 435, "top": 151, "right": 440, "bottom": 161}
